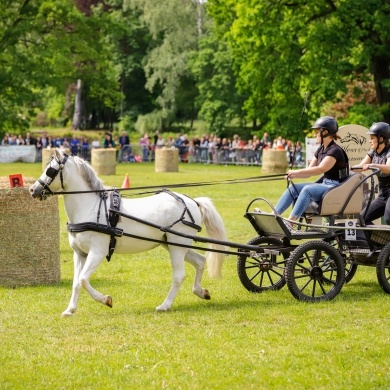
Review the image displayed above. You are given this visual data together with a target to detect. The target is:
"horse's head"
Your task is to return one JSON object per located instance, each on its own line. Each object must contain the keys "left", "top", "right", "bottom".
{"left": 29, "top": 149, "right": 69, "bottom": 201}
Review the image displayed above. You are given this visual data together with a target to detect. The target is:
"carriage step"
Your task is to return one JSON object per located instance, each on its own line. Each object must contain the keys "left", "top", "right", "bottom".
{"left": 291, "top": 228, "right": 330, "bottom": 236}
{"left": 347, "top": 248, "right": 371, "bottom": 255}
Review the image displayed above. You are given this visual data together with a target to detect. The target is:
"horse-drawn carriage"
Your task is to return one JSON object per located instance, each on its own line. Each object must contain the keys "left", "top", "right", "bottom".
{"left": 240, "top": 167, "right": 390, "bottom": 302}
{"left": 29, "top": 149, "right": 390, "bottom": 315}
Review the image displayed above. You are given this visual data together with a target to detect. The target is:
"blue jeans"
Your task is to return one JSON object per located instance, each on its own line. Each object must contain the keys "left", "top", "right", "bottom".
{"left": 274, "top": 179, "right": 340, "bottom": 218}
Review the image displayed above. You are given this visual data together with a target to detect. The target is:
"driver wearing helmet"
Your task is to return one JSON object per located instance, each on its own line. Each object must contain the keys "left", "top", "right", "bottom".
{"left": 272, "top": 116, "right": 349, "bottom": 230}
{"left": 357, "top": 122, "right": 390, "bottom": 225}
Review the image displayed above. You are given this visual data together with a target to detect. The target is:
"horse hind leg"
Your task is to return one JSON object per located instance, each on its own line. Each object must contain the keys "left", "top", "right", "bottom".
{"left": 156, "top": 247, "right": 187, "bottom": 312}
{"left": 185, "top": 249, "right": 210, "bottom": 300}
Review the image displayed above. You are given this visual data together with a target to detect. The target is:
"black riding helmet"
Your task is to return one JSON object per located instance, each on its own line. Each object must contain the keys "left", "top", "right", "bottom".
{"left": 367, "top": 122, "right": 390, "bottom": 146}
{"left": 311, "top": 116, "right": 339, "bottom": 135}
{"left": 311, "top": 116, "right": 338, "bottom": 144}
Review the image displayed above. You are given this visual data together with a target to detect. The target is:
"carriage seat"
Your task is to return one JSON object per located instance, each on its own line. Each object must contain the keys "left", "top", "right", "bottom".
{"left": 305, "top": 172, "right": 365, "bottom": 216}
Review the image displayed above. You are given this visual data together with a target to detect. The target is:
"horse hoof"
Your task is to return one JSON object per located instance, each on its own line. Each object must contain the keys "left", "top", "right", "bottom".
{"left": 156, "top": 305, "right": 171, "bottom": 312}
{"left": 203, "top": 289, "right": 211, "bottom": 300}
{"left": 61, "top": 311, "right": 74, "bottom": 318}
{"left": 105, "top": 295, "right": 113, "bottom": 308}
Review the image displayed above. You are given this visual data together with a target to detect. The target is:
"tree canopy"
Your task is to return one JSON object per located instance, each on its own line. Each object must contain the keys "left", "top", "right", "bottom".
{"left": 1, "top": 0, "right": 390, "bottom": 140}
{"left": 207, "top": 0, "right": 390, "bottom": 137}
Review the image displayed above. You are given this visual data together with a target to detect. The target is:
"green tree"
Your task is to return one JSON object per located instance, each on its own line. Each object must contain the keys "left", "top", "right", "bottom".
{"left": 190, "top": 30, "right": 245, "bottom": 134}
{"left": 128, "top": 0, "right": 205, "bottom": 125}
{"left": 207, "top": 0, "right": 390, "bottom": 138}
{"left": 0, "top": 0, "right": 121, "bottom": 135}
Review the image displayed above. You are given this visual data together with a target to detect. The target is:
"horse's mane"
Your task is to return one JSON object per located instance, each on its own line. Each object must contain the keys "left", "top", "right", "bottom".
{"left": 72, "top": 155, "right": 105, "bottom": 191}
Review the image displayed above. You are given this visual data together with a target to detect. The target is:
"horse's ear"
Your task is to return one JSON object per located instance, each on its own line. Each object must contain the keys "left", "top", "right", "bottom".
{"left": 54, "top": 148, "right": 62, "bottom": 161}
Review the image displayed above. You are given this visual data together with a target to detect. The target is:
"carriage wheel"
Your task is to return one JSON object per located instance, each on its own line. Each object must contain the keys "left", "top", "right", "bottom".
{"left": 327, "top": 239, "right": 358, "bottom": 283}
{"left": 344, "top": 261, "right": 358, "bottom": 283}
{"left": 237, "top": 236, "right": 287, "bottom": 293}
{"left": 376, "top": 242, "right": 390, "bottom": 294}
{"left": 285, "top": 240, "right": 345, "bottom": 302}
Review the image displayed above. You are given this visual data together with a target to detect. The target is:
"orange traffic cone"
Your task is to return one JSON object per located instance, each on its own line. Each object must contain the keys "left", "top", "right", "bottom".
{"left": 121, "top": 173, "right": 130, "bottom": 189}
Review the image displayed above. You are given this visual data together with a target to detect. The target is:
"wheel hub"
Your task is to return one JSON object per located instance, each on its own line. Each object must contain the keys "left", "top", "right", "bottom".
{"left": 259, "top": 261, "right": 272, "bottom": 271}
{"left": 310, "top": 266, "right": 323, "bottom": 280}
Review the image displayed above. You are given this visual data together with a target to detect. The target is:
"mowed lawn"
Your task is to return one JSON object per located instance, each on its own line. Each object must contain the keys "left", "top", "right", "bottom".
{"left": 1, "top": 160, "right": 390, "bottom": 389}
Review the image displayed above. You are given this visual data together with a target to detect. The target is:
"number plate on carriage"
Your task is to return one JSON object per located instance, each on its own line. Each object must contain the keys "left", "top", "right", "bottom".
{"left": 345, "top": 220, "right": 356, "bottom": 241}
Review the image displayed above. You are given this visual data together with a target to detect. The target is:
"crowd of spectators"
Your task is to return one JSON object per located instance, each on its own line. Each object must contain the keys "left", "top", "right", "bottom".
{"left": 1, "top": 130, "right": 305, "bottom": 166}
{"left": 1, "top": 131, "right": 99, "bottom": 162}
{"left": 136, "top": 131, "right": 305, "bottom": 166}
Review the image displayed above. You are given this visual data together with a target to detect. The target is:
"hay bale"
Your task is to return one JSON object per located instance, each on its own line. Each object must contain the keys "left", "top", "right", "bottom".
{"left": 42, "top": 147, "right": 70, "bottom": 169}
{"left": 262, "top": 149, "right": 288, "bottom": 174}
{"left": 155, "top": 148, "right": 179, "bottom": 173}
{"left": 0, "top": 177, "right": 61, "bottom": 287}
{"left": 91, "top": 148, "right": 116, "bottom": 175}
{"left": 42, "top": 148, "right": 54, "bottom": 168}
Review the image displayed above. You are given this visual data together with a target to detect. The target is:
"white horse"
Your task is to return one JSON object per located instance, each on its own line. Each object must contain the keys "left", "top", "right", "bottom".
{"left": 29, "top": 149, "right": 227, "bottom": 316}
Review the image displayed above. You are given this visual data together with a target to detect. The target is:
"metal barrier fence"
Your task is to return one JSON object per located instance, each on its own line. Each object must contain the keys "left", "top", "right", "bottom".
{"left": 34, "top": 145, "right": 305, "bottom": 167}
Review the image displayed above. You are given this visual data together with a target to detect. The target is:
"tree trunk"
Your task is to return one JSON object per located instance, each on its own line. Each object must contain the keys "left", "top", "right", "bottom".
{"left": 72, "top": 79, "right": 82, "bottom": 130}
{"left": 372, "top": 55, "right": 390, "bottom": 123}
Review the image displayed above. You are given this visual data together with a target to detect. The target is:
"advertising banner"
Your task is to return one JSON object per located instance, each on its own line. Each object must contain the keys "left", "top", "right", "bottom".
{"left": 0, "top": 146, "right": 37, "bottom": 163}
{"left": 336, "top": 124, "right": 370, "bottom": 166}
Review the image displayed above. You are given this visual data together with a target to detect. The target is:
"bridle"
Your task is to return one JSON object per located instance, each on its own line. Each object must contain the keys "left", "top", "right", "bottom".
{"left": 38, "top": 153, "right": 68, "bottom": 199}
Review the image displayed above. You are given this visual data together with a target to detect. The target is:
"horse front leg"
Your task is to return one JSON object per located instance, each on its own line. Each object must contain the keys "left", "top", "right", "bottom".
{"left": 62, "top": 250, "right": 111, "bottom": 317}
{"left": 185, "top": 249, "right": 210, "bottom": 300}
{"left": 61, "top": 250, "right": 86, "bottom": 317}
{"left": 156, "top": 247, "right": 187, "bottom": 312}
{"left": 78, "top": 251, "right": 113, "bottom": 309}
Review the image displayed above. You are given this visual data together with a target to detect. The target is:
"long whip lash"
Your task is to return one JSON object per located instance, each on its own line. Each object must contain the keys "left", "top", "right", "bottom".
{"left": 290, "top": 92, "right": 308, "bottom": 170}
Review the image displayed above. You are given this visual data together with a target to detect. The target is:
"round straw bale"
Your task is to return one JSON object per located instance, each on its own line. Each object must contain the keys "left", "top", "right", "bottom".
{"left": 42, "top": 147, "right": 70, "bottom": 169}
{"left": 91, "top": 148, "right": 116, "bottom": 175}
{"left": 155, "top": 148, "right": 179, "bottom": 173}
{"left": 262, "top": 149, "right": 288, "bottom": 174}
{"left": 0, "top": 177, "right": 61, "bottom": 287}
{"left": 42, "top": 147, "right": 54, "bottom": 168}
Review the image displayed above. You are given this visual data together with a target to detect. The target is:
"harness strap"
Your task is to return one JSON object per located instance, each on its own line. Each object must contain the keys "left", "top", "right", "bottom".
{"left": 68, "top": 188, "right": 202, "bottom": 263}
{"left": 67, "top": 222, "right": 123, "bottom": 236}
{"left": 155, "top": 189, "right": 201, "bottom": 231}
{"left": 106, "top": 190, "right": 121, "bottom": 262}
{"left": 67, "top": 190, "right": 123, "bottom": 263}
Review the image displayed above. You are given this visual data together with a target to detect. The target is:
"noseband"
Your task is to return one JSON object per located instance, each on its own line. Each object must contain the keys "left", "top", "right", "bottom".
{"left": 38, "top": 154, "right": 68, "bottom": 198}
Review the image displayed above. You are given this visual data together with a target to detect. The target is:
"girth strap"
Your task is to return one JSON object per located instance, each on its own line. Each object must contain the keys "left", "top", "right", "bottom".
{"left": 67, "top": 222, "right": 123, "bottom": 237}
{"left": 106, "top": 190, "right": 121, "bottom": 261}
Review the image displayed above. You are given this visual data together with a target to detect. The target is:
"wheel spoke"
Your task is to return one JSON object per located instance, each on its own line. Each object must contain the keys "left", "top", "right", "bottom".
{"left": 304, "top": 251, "right": 313, "bottom": 267}
{"left": 245, "top": 264, "right": 262, "bottom": 270}
{"left": 311, "top": 279, "right": 317, "bottom": 297}
{"left": 298, "top": 276, "right": 312, "bottom": 292}
{"left": 249, "top": 270, "right": 261, "bottom": 283}
{"left": 316, "top": 279, "right": 327, "bottom": 295}
{"left": 321, "top": 274, "right": 336, "bottom": 285}
{"left": 265, "top": 271, "right": 274, "bottom": 286}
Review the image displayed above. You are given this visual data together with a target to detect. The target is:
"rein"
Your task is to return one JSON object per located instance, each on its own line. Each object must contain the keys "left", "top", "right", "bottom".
{"left": 51, "top": 173, "right": 287, "bottom": 196}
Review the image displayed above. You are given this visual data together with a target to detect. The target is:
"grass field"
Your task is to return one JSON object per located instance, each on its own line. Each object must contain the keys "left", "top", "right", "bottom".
{"left": 1, "top": 161, "right": 390, "bottom": 389}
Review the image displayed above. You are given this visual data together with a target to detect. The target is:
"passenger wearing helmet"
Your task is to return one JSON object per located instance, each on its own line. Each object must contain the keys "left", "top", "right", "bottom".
{"left": 273, "top": 116, "right": 349, "bottom": 229}
{"left": 358, "top": 122, "right": 390, "bottom": 225}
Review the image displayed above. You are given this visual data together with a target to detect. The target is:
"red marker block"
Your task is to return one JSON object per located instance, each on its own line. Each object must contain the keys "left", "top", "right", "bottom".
{"left": 9, "top": 174, "right": 24, "bottom": 188}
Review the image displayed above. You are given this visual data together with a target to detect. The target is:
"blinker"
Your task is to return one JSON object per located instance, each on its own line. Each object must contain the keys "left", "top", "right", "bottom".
{"left": 46, "top": 167, "right": 58, "bottom": 179}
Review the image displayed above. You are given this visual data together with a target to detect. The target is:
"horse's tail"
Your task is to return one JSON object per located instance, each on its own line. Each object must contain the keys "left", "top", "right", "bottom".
{"left": 195, "top": 197, "right": 228, "bottom": 279}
